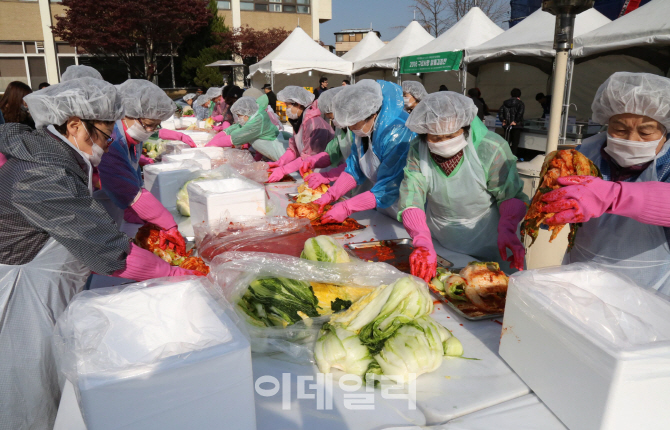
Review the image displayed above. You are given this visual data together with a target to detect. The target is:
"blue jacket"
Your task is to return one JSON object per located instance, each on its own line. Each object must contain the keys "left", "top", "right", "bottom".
{"left": 98, "top": 120, "right": 144, "bottom": 209}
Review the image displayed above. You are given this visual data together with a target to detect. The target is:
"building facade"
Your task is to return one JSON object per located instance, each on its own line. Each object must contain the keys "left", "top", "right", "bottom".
{"left": 334, "top": 28, "right": 381, "bottom": 56}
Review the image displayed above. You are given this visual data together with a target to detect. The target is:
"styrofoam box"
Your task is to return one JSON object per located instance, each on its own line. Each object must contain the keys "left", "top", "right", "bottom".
{"left": 75, "top": 283, "right": 256, "bottom": 430}
{"left": 188, "top": 178, "right": 265, "bottom": 227}
{"left": 500, "top": 266, "right": 670, "bottom": 430}
{"left": 180, "top": 147, "right": 224, "bottom": 160}
{"left": 179, "top": 130, "right": 215, "bottom": 147}
{"left": 162, "top": 153, "right": 211, "bottom": 170}
{"left": 143, "top": 163, "right": 198, "bottom": 209}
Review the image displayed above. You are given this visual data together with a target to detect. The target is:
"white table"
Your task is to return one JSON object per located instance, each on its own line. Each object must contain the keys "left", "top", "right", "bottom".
{"left": 55, "top": 184, "right": 560, "bottom": 430}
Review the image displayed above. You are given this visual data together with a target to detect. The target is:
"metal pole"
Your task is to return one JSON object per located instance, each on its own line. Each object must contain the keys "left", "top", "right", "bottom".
{"left": 461, "top": 63, "right": 468, "bottom": 95}
{"left": 559, "top": 56, "right": 575, "bottom": 146}
{"left": 38, "top": 0, "right": 59, "bottom": 84}
{"left": 170, "top": 44, "right": 176, "bottom": 89}
{"left": 546, "top": 51, "right": 569, "bottom": 154}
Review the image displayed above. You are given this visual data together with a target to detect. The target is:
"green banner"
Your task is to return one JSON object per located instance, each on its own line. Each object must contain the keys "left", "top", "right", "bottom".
{"left": 399, "top": 51, "right": 463, "bottom": 74}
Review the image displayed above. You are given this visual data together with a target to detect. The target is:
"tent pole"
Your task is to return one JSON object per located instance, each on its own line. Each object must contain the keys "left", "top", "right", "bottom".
{"left": 546, "top": 50, "right": 569, "bottom": 154}
{"left": 461, "top": 63, "right": 468, "bottom": 95}
{"left": 559, "top": 56, "right": 575, "bottom": 147}
{"left": 271, "top": 72, "right": 275, "bottom": 90}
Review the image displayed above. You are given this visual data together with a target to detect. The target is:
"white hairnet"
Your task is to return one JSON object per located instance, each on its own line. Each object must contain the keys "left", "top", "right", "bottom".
{"left": 231, "top": 97, "right": 259, "bottom": 117}
{"left": 116, "top": 79, "right": 175, "bottom": 121}
{"left": 402, "top": 81, "right": 427, "bottom": 102}
{"left": 205, "top": 87, "right": 222, "bottom": 99}
{"left": 183, "top": 93, "right": 196, "bottom": 102}
{"left": 331, "top": 80, "right": 383, "bottom": 127}
{"left": 592, "top": 72, "right": 670, "bottom": 131}
{"left": 242, "top": 87, "right": 263, "bottom": 100}
{"left": 24, "top": 77, "right": 124, "bottom": 129}
{"left": 196, "top": 95, "right": 212, "bottom": 106}
{"left": 317, "top": 86, "right": 344, "bottom": 115}
{"left": 61, "top": 65, "right": 103, "bottom": 82}
{"left": 277, "top": 86, "right": 314, "bottom": 107}
{"left": 405, "top": 91, "right": 478, "bottom": 135}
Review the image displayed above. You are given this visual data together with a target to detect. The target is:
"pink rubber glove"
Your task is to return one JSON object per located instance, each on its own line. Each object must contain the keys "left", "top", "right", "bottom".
{"left": 123, "top": 207, "right": 144, "bottom": 224}
{"left": 131, "top": 189, "right": 178, "bottom": 231}
{"left": 139, "top": 154, "right": 155, "bottom": 166}
{"left": 206, "top": 133, "right": 233, "bottom": 148}
{"left": 268, "top": 148, "right": 296, "bottom": 168}
{"left": 112, "top": 243, "right": 206, "bottom": 281}
{"left": 267, "top": 157, "right": 303, "bottom": 183}
{"left": 212, "top": 121, "right": 231, "bottom": 132}
{"left": 159, "top": 129, "right": 196, "bottom": 148}
{"left": 314, "top": 172, "right": 358, "bottom": 212}
{"left": 321, "top": 191, "right": 377, "bottom": 224}
{"left": 542, "top": 176, "right": 670, "bottom": 226}
{"left": 0, "top": 153, "right": 6, "bottom": 168}
{"left": 497, "top": 198, "right": 527, "bottom": 271}
{"left": 402, "top": 208, "right": 437, "bottom": 283}
{"left": 240, "top": 143, "right": 250, "bottom": 150}
{"left": 300, "top": 152, "right": 331, "bottom": 176}
{"left": 212, "top": 115, "right": 224, "bottom": 122}
{"left": 307, "top": 172, "right": 332, "bottom": 189}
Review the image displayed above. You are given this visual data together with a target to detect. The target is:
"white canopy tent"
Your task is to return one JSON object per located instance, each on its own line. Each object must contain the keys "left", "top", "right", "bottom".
{"left": 464, "top": 8, "right": 610, "bottom": 118}
{"left": 402, "top": 7, "right": 503, "bottom": 93}
{"left": 341, "top": 31, "right": 386, "bottom": 63}
{"left": 353, "top": 21, "right": 434, "bottom": 82}
{"left": 568, "top": 0, "right": 670, "bottom": 120}
{"left": 248, "top": 27, "right": 352, "bottom": 92}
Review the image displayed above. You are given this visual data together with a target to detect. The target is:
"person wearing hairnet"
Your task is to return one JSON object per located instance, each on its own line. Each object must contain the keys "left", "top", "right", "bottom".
{"left": 61, "top": 64, "right": 104, "bottom": 82}
{"left": 98, "top": 80, "right": 194, "bottom": 254}
{"left": 540, "top": 72, "right": 670, "bottom": 293}
{"left": 204, "top": 86, "right": 223, "bottom": 118}
{"left": 266, "top": 86, "right": 334, "bottom": 182}
{"left": 402, "top": 81, "right": 427, "bottom": 113}
{"left": 194, "top": 94, "right": 213, "bottom": 120}
{"left": 313, "top": 79, "right": 415, "bottom": 224}
{"left": 299, "top": 86, "right": 354, "bottom": 188}
{"left": 206, "top": 95, "right": 285, "bottom": 160}
{"left": 0, "top": 78, "right": 205, "bottom": 430}
{"left": 175, "top": 92, "right": 197, "bottom": 109}
{"left": 396, "top": 91, "right": 527, "bottom": 281}
{"left": 211, "top": 85, "right": 243, "bottom": 128}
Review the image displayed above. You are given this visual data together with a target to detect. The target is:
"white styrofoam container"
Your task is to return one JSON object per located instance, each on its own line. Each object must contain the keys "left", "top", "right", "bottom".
{"left": 187, "top": 178, "right": 265, "bottom": 227}
{"left": 143, "top": 162, "right": 199, "bottom": 209}
{"left": 500, "top": 265, "right": 670, "bottom": 430}
{"left": 178, "top": 130, "right": 215, "bottom": 147}
{"left": 69, "top": 281, "right": 256, "bottom": 430}
{"left": 171, "top": 117, "right": 197, "bottom": 130}
{"left": 162, "top": 153, "right": 211, "bottom": 170}
{"left": 180, "top": 146, "right": 225, "bottom": 160}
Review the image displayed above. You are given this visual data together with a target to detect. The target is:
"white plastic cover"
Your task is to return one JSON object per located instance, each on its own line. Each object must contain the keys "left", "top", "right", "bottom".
{"left": 277, "top": 85, "right": 315, "bottom": 107}
{"left": 509, "top": 263, "right": 670, "bottom": 351}
{"left": 61, "top": 65, "right": 104, "bottom": 82}
{"left": 116, "top": 79, "right": 175, "bottom": 121}
{"left": 162, "top": 152, "right": 212, "bottom": 170}
{"left": 406, "top": 92, "right": 478, "bottom": 135}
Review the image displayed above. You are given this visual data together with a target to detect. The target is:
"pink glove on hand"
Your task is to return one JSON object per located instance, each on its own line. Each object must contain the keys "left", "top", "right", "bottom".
{"left": 123, "top": 207, "right": 144, "bottom": 224}
{"left": 269, "top": 149, "right": 297, "bottom": 168}
{"left": 112, "top": 243, "right": 206, "bottom": 281}
{"left": 159, "top": 129, "right": 196, "bottom": 148}
{"left": 212, "top": 115, "right": 224, "bottom": 122}
{"left": 206, "top": 133, "right": 233, "bottom": 148}
{"left": 321, "top": 191, "right": 376, "bottom": 224}
{"left": 402, "top": 208, "right": 437, "bottom": 283}
{"left": 498, "top": 198, "right": 527, "bottom": 271}
{"left": 300, "top": 152, "right": 331, "bottom": 176}
{"left": 130, "top": 189, "right": 178, "bottom": 231}
{"left": 307, "top": 173, "right": 332, "bottom": 189}
{"left": 267, "top": 157, "right": 303, "bottom": 183}
{"left": 314, "top": 172, "right": 358, "bottom": 212}
{"left": 320, "top": 163, "right": 347, "bottom": 181}
{"left": 139, "top": 154, "right": 155, "bottom": 166}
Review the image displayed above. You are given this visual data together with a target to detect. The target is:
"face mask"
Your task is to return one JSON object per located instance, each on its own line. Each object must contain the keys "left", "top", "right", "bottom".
{"left": 74, "top": 127, "right": 104, "bottom": 167}
{"left": 604, "top": 133, "right": 665, "bottom": 167}
{"left": 125, "top": 120, "right": 153, "bottom": 142}
{"left": 287, "top": 106, "right": 300, "bottom": 120}
{"left": 236, "top": 115, "right": 248, "bottom": 126}
{"left": 427, "top": 133, "right": 468, "bottom": 158}
{"left": 403, "top": 97, "right": 411, "bottom": 106}
{"left": 351, "top": 116, "right": 375, "bottom": 139}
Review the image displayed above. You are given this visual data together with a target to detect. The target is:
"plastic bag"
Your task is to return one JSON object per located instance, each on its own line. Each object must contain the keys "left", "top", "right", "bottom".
{"left": 52, "top": 277, "right": 242, "bottom": 401}
{"left": 209, "top": 251, "right": 406, "bottom": 363}
{"left": 195, "top": 215, "right": 317, "bottom": 261}
{"left": 509, "top": 263, "right": 670, "bottom": 350}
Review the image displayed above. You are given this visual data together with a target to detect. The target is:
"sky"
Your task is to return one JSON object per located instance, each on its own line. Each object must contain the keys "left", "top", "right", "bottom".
{"left": 320, "top": 0, "right": 416, "bottom": 45}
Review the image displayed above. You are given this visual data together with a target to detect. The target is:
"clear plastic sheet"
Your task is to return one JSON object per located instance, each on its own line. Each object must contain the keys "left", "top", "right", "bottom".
{"left": 194, "top": 215, "right": 317, "bottom": 261}
{"left": 52, "top": 277, "right": 241, "bottom": 391}
{"left": 509, "top": 263, "right": 670, "bottom": 352}
{"left": 209, "top": 251, "right": 406, "bottom": 363}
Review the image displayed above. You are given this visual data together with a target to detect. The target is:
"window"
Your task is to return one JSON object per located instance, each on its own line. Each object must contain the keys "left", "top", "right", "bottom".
{"left": 28, "top": 57, "right": 47, "bottom": 91}
{"left": 283, "top": 4, "right": 295, "bottom": 12}
{"left": 0, "top": 58, "right": 28, "bottom": 91}
{"left": 296, "top": 0, "right": 309, "bottom": 3}
{"left": 297, "top": 5, "right": 309, "bottom": 13}
{"left": 0, "top": 42, "right": 23, "bottom": 54}
{"left": 336, "top": 34, "right": 343, "bottom": 42}
{"left": 217, "top": 1, "right": 231, "bottom": 9}
{"left": 270, "top": 4, "right": 281, "bottom": 11}
{"left": 25, "top": 43, "right": 36, "bottom": 54}
{"left": 269, "top": 0, "right": 282, "bottom": 2}
{"left": 255, "top": 3, "right": 268, "bottom": 10}
{"left": 240, "top": 1, "right": 254, "bottom": 10}
{"left": 356, "top": 33, "right": 363, "bottom": 41}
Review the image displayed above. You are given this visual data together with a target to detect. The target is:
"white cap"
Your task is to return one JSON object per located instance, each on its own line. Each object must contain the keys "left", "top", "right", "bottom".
{"left": 116, "top": 79, "right": 175, "bottom": 121}
{"left": 405, "top": 92, "right": 478, "bottom": 135}
{"left": 231, "top": 97, "right": 259, "bottom": 117}
{"left": 331, "top": 80, "right": 383, "bottom": 127}
{"left": 277, "top": 86, "right": 315, "bottom": 107}
{"left": 402, "top": 81, "right": 427, "bottom": 102}
{"left": 317, "top": 86, "right": 344, "bottom": 115}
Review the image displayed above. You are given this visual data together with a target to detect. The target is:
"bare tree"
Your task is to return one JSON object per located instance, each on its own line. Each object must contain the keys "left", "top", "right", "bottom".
{"left": 409, "top": 0, "right": 509, "bottom": 36}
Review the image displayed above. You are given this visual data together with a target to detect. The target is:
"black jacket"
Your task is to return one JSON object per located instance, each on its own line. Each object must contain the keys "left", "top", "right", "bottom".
{"left": 0, "top": 123, "right": 130, "bottom": 273}
{"left": 499, "top": 98, "right": 525, "bottom": 127}
{"left": 266, "top": 90, "right": 277, "bottom": 113}
{"left": 313, "top": 86, "right": 328, "bottom": 100}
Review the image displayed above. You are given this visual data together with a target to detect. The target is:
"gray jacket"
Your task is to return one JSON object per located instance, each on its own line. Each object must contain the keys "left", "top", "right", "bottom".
{"left": 0, "top": 123, "right": 130, "bottom": 274}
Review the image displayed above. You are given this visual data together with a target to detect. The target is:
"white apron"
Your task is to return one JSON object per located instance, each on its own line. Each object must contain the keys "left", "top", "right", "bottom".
{"left": 418, "top": 138, "right": 506, "bottom": 268}
{"left": 251, "top": 138, "right": 286, "bottom": 162}
{"left": 294, "top": 127, "right": 305, "bottom": 156}
{"left": 0, "top": 239, "right": 90, "bottom": 430}
{"left": 566, "top": 136, "right": 670, "bottom": 293}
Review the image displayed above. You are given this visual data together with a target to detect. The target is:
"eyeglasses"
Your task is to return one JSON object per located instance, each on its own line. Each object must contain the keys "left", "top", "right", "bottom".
{"left": 91, "top": 124, "right": 113, "bottom": 145}
{"left": 137, "top": 118, "right": 161, "bottom": 132}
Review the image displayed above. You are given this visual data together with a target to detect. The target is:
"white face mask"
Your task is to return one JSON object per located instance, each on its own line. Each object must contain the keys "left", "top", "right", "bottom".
{"left": 74, "top": 127, "right": 105, "bottom": 167}
{"left": 124, "top": 120, "right": 153, "bottom": 142}
{"left": 403, "top": 97, "right": 411, "bottom": 106}
{"left": 604, "top": 133, "right": 665, "bottom": 167}
{"left": 236, "top": 115, "right": 248, "bottom": 126}
{"left": 427, "top": 133, "right": 468, "bottom": 158}
{"left": 286, "top": 106, "right": 301, "bottom": 120}
{"left": 351, "top": 116, "right": 375, "bottom": 139}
